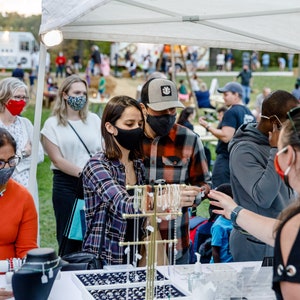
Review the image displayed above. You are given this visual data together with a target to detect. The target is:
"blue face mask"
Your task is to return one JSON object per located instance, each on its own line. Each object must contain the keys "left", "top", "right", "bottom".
{"left": 67, "top": 95, "right": 87, "bottom": 111}
{"left": 0, "top": 167, "right": 15, "bottom": 185}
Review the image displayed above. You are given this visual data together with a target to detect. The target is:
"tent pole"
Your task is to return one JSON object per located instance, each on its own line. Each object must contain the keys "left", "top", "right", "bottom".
{"left": 179, "top": 45, "right": 198, "bottom": 113}
{"left": 28, "top": 43, "right": 47, "bottom": 209}
{"left": 170, "top": 45, "right": 176, "bottom": 82}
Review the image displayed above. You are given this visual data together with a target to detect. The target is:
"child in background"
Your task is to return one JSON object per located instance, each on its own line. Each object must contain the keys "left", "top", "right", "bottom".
{"left": 209, "top": 183, "right": 233, "bottom": 263}
{"left": 178, "top": 79, "right": 190, "bottom": 102}
{"left": 98, "top": 73, "right": 106, "bottom": 100}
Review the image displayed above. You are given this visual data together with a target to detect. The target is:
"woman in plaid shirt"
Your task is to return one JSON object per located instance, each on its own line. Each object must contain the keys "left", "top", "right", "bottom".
{"left": 82, "top": 96, "right": 147, "bottom": 265}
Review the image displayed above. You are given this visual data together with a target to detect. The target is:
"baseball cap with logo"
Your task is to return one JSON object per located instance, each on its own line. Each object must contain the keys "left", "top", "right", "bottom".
{"left": 217, "top": 82, "right": 243, "bottom": 97}
{"left": 141, "top": 78, "right": 184, "bottom": 111}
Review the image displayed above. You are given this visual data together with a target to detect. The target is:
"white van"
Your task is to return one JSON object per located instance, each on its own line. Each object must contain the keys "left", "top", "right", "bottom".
{"left": 0, "top": 31, "right": 38, "bottom": 70}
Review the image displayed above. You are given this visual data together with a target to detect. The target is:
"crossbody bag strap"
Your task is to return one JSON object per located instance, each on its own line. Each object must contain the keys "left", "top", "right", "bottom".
{"left": 67, "top": 121, "right": 92, "bottom": 157}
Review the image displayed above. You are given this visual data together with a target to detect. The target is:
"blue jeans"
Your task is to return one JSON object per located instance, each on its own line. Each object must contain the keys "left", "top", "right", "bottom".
{"left": 242, "top": 85, "right": 251, "bottom": 105}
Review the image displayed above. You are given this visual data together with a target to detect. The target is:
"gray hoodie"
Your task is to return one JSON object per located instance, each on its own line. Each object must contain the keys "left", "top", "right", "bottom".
{"left": 228, "top": 122, "right": 294, "bottom": 219}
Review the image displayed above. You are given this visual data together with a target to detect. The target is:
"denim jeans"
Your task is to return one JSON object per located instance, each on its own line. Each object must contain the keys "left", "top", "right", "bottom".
{"left": 242, "top": 85, "right": 251, "bottom": 105}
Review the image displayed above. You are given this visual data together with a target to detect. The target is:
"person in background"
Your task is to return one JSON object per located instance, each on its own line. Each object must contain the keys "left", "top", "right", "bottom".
{"left": 292, "top": 83, "right": 300, "bottom": 101}
{"left": 195, "top": 82, "right": 215, "bottom": 109}
{"left": 55, "top": 52, "right": 66, "bottom": 78}
{"left": 82, "top": 96, "right": 146, "bottom": 265}
{"left": 198, "top": 82, "right": 255, "bottom": 188}
{"left": 65, "top": 59, "right": 75, "bottom": 77}
{"left": 228, "top": 90, "right": 299, "bottom": 262}
{"left": 253, "top": 87, "right": 272, "bottom": 121}
{"left": 178, "top": 79, "right": 190, "bottom": 102}
{"left": 72, "top": 52, "right": 81, "bottom": 73}
{"left": 90, "top": 45, "right": 101, "bottom": 76}
{"left": 126, "top": 55, "right": 137, "bottom": 79}
{"left": 41, "top": 75, "right": 102, "bottom": 255}
{"left": 190, "top": 73, "right": 201, "bottom": 92}
{"left": 0, "top": 127, "right": 37, "bottom": 260}
{"left": 177, "top": 106, "right": 212, "bottom": 190}
{"left": 287, "top": 53, "right": 294, "bottom": 72}
{"left": 209, "top": 183, "right": 233, "bottom": 263}
{"left": 0, "top": 77, "right": 44, "bottom": 207}
{"left": 278, "top": 57, "right": 286, "bottom": 71}
{"left": 140, "top": 77, "right": 211, "bottom": 264}
{"left": 98, "top": 73, "right": 106, "bottom": 100}
{"left": 208, "top": 105, "right": 300, "bottom": 299}
{"left": 225, "top": 49, "right": 234, "bottom": 71}
{"left": 12, "top": 63, "right": 24, "bottom": 82}
{"left": 177, "top": 106, "right": 196, "bottom": 131}
{"left": 236, "top": 64, "right": 253, "bottom": 105}
{"left": 262, "top": 53, "right": 270, "bottom": 71}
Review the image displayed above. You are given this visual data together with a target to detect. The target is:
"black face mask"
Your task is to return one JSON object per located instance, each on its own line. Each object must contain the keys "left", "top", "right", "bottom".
{"left": 146, "top": 113, "right": 176, "bottom": 136}
{"left": 114, "top": 126, "right": 143, "bottom": 151}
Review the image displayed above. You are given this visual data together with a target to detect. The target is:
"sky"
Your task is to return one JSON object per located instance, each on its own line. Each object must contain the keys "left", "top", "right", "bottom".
{"left": 0, "top": 0, "right": 42, "bottom": 16}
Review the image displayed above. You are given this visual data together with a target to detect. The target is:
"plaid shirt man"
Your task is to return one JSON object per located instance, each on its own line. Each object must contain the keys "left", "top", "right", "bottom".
{"left": 82, "top": 152, "right": 145, "bottom": 264}
{"left": 142, "top": 123, "right": 211, "bottom": 261}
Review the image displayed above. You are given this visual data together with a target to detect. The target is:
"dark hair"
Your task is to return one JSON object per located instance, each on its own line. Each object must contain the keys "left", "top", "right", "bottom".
{"left": 261, "top": 90, "right": 299, "bottom": 121}
{"left": 274, "top": 110, "right": 300, "bottom": 235}
{"left": 177, "top": 107, "right": 195, "bottom": 125}
{"left": 101, "top": 96, "right": 144, "bottom": 160}
{"left": 0, "top": 128, "right": 17, "bottom": 153}
{"left": 140, "top": 78, "right": 156, "bottom": 107}
{"left": 209, "top": 183, "right": 233, "bottom": 221}
{"left": 217, "top": 106, "right": 228, "bottom": 114}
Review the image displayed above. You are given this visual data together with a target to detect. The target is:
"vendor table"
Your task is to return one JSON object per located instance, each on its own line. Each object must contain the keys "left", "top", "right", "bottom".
{"left": 1, "top": 262, "right": 276, "bottom": 299}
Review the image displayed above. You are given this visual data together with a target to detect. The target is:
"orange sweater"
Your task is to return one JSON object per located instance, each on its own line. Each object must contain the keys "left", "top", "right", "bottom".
{"left": 0, "top": 179, "right": 38, "bottom": 259}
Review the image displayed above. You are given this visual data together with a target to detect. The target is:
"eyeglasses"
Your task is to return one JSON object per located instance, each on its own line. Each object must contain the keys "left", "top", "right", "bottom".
{"left": 0, "top": 156, "right": 20, "bottom": 169}
{"left": 260, "top": 114, "right": 283, "bottom": 129}
{"left": 12, "top": 96, "right": 29, "bottom": 101}
{"left": 287, "top": 106, "right": 300, "bottom": 137}
{"left": 274, "top": 146, "right": 288, "bottom": 180}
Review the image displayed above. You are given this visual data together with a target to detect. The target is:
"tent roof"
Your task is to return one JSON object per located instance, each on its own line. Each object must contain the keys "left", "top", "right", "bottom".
{"left": 40, "top": 0, "right": 300, "bottom": 53}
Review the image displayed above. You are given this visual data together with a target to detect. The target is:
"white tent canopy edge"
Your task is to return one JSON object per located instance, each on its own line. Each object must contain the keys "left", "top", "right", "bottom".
{"left": 30, "top": 0, "right": 300, "bottom": 196}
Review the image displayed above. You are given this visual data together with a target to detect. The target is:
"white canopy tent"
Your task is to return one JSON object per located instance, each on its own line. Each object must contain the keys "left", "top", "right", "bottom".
{"left": 29, "top": 0, "right": 300, "bottom": 195}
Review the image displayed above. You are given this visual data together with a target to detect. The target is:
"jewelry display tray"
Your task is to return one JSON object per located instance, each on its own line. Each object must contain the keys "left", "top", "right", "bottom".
{"left": 71, "top": 267, "right": 191, "bottom": 300}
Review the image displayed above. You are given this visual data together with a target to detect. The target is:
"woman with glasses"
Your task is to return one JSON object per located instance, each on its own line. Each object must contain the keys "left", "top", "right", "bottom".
{"left": 41, "top": 75, "right": 102, "bottom": 256}
{"left": 0, "top": 127, "right": 38, "bottom": 260}
{"left": 208, "top": 105, "right": 300, "bottom": 299}
{"left": 0, "top": 77, "right": 44, "bottom": 208}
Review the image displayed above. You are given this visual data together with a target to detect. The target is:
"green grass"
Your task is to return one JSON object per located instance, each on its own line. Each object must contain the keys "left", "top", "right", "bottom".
{"left": 20, "top": 73, "right": 298, "bottom": 249}
{"left": 22, "top": 106, "right": 58, "bottom": 251}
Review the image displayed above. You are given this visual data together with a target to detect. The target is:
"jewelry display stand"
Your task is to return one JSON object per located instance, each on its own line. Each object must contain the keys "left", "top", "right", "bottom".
{"left": 71, "top": 183, "right": 191, "bottom": 300}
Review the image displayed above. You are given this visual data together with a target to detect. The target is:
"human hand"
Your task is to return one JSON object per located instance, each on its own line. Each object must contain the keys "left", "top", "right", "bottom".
{"left": 208, "top": 190, "right": 238, "bottom": 220}
{"left": 0, "top": 288, "right": 13, "bottom": 300}
{"left": 268, "top": 123, "right": 280, "bottom": 148}
{"left": 180, "top": 185, "right": 204, "bottom": 208}
{"left": 198, "top": 117, "right": 209, "bottom": 129}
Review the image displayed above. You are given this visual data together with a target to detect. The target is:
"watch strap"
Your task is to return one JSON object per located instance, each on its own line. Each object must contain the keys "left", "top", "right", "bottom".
{"left": 230, "top": 205, "right": 243, "bottom": 227}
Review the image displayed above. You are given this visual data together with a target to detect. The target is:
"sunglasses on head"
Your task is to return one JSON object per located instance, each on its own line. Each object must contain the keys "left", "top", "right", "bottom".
{"left": 287, "top": 106, "right": 300, "bottom": 137}
{"left": 260, "top": 114, "right": 283, "bottom": 130}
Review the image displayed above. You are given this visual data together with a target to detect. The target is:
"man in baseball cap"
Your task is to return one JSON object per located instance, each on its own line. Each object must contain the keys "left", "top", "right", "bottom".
{"left": 217, "top": 82, "right": 243, "bottom": 97}
{"left": 140, "top": 77, "right": 211, "bottom": 265}
{"left": 199, "top": 80, "right": 255, "bottom": 188}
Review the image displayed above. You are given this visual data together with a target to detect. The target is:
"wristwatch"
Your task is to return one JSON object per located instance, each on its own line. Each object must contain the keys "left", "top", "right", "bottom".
{"left": 230, "top": 205, "right": 243, "bottom": 227}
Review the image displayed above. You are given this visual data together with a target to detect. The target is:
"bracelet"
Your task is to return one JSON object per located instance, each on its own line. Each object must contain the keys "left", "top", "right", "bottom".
{"left": 230, "top": 205, "right": 243, "bottom": 227}
{"left": 206, "top": 125, "right": 210, "bottom": 130}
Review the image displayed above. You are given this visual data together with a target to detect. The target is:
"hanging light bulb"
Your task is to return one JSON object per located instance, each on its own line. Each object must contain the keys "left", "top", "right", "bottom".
{"left": 41, "top": 30, "right": 63, "bottom": 47}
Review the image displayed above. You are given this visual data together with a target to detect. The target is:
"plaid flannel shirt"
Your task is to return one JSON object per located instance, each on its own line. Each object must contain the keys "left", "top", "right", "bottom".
{"left": 82, "top": 152, "right": 145, "bottom": 264}
{"left": 142, "top": 124, "right": 211, "bottom": 259}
